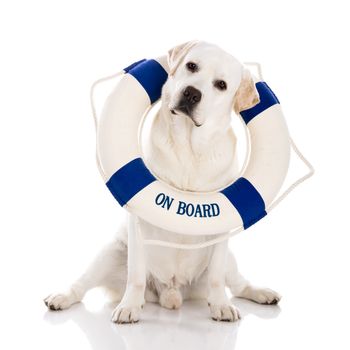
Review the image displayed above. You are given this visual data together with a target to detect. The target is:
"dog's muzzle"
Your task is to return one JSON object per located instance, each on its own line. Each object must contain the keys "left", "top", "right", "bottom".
{"left": 171, "top": 86, "right": 202, "bottom": 126}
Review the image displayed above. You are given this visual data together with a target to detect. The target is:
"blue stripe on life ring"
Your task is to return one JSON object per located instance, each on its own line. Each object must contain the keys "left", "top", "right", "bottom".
{"left": 240, "top": 82, "right": 280, "bottom": 124}
{"left": 123, "top": 59, "right": 147, "bottom": 73}
{"left": 221, "top": 177, "right": 267, "bottom": 229}
{"left": 106, "top": 158, "right": 156, "bottom": 207}
{"left": 127, "top": 59, "right": 168, "bottom": 104}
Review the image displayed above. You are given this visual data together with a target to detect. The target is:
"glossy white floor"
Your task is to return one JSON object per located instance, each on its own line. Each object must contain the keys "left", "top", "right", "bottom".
{"left": 4, "top": 280, "right": 349, "bottom": 350}
{"left": 41, "top": 298, "right": 280, "bottom": 350}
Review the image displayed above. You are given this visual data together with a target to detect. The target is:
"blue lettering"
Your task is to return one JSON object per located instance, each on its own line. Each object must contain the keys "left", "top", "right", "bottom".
{"left": 194, "top": 205, "right": 203, "bottom": 217}
{"left": 176, "top": 201, "right": 186, "bottom": 215}
{"left": 158, "top": 198, "right": 220, "bottom": 218}
{"left": 211, "top": 203, "right": 220, "bottom": 217}
{"left": 186, "top": 203, "right": 194, "bottom": 216}
{"left": 155, "top": 193, "right": 174, "bottom": 211}
{"left": 202, "top": 204, "right": 211, "bottom": 218}
{"left": 163, "top": 196, "right": 174, "bottom": 210}
{"left": 155, "top": 193, "right": 165, "bottom": 206}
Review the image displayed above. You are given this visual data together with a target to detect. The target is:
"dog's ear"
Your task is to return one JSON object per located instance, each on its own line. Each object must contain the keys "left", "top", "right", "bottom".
{"left": 168, "top": 40, "right": 199, "bottom": 75}
{"left": 233, "top": 69, "right": 260, "bottom": 114}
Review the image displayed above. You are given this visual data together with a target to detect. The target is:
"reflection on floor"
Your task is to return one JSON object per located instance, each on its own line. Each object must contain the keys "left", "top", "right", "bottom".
{"left": 44, "top": 298, "right": 281, "bottom": 350}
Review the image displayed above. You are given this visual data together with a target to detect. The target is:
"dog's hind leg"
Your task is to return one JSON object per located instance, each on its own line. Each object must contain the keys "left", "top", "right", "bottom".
{"left": 225, "top": 250, "right": 281, "bottom": 305}
{"left": 44, "top": 235, "right": 128, "bottom": 311}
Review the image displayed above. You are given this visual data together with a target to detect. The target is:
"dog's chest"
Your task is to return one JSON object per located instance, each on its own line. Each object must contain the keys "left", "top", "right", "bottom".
{"left": 146, "top": 244, "right": 212, "bottom": 286}
{"left": 141, "top": 222, "right": 212, "bottom": 286}
{"left": 149, "top": 145, "right": 236, "bottom": 192}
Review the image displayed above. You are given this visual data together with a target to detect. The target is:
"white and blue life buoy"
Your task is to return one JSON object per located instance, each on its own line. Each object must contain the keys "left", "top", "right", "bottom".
{"left": 94, "top": 56, "right": 312, "bottom": 237}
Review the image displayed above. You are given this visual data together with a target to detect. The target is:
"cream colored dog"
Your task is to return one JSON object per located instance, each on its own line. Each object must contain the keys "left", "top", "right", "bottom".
{"left": 45, "top": 41, "right": 281, "bottom": 323}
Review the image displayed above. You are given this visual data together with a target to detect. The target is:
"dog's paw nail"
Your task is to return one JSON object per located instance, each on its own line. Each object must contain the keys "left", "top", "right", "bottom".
{"left": 111, "top": 305, "right": 142, "bottom": 324}
{"left": 44, "top": 293, "right": 75, "bottom": 311}
{"left": 209, "top": 304, "right": 240, "bottom": 322}
{"left": 239, "top": 286, "right": 281, "bottom": 305}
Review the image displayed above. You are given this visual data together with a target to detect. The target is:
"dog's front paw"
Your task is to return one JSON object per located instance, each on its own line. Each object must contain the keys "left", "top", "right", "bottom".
{"left": 44, "top": 292, "right": 76, "bottom": 311}
{"left": 238, "top": 286, "right": 281, "bottom": 305}
{"left": 209, "top": 303, "right": 241, "bottom": 322}
{"left": 111, "top": 304, "right": 142, "bottom": 324}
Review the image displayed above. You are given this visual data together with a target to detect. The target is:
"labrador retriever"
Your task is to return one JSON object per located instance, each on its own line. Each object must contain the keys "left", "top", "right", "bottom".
{"left": 45, "top": 41, "right": 281, "bottom": 323}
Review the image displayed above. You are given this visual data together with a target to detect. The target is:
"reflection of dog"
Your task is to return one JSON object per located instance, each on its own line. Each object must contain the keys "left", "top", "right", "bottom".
{"left": 45, "top": 41, "right": 281, "bottom": 323}
{"left": 43, "top": 300, "right": 280, "bottom": 350}
{"left": 44, "top": 302, "right": 240, "bottom": 350}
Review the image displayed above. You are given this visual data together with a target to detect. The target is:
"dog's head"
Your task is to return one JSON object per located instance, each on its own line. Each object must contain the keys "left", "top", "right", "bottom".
{"left": 162, "top": 41, "right": 260, "bottom": 128}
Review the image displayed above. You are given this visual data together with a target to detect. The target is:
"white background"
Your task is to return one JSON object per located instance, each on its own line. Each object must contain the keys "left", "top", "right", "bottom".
{"left": 1, "top": 1, "right": 349, "bottom": 349}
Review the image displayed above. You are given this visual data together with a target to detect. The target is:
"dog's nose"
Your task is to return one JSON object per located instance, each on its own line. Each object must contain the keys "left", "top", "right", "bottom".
{"left": 183, "top": 86, "right": 202, "bottom": 105}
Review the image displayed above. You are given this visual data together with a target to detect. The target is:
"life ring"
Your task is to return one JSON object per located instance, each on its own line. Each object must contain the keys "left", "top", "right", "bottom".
{"left": 96, "top": 56, "right": 292, "bottom": 236}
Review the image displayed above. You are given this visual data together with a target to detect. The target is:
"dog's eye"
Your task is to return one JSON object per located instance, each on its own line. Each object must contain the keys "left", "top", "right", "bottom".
{"left": 186, "top": 62, "right": 198, "bottom": 72}
{"left": 214, "top": 80, "right": 227, "bottom": 91}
